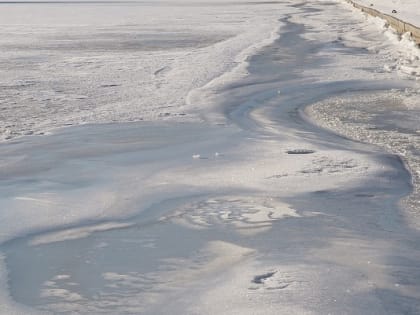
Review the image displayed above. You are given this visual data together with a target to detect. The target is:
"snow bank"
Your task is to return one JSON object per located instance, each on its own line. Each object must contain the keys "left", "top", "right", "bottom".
{"left": 350, "top": 0, "right": 419, "bottom": 27}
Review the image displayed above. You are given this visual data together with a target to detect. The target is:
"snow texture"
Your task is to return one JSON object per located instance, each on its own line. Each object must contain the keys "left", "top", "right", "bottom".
{"left": 0, "top": 0, "right": 420, "bottom": 314}
{"left": 351, "top": 0, "right": 419, "bottom": 26}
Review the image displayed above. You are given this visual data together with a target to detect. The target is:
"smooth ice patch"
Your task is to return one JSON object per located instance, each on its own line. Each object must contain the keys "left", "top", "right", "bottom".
{"left": 33, "top": 241, "right": 253, "bottom": 314}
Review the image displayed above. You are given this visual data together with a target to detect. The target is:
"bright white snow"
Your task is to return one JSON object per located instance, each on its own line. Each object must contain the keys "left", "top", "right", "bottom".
{"left": 351, "top": 0, "right": 420, "bottom": 26}
{"left": 0, "top": 0, "right": 284, "bottom": 141}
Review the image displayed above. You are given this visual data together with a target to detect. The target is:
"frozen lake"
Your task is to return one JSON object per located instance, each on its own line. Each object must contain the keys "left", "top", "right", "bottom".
{"left": 1, "top": 0, "right": 420, "bottom": 314}
{"left": 0, "top": 0, "right": 283, "bottom": 140}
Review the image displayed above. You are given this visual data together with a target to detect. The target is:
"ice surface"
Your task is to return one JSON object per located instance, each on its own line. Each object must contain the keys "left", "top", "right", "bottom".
{"left": 0, "top": 0, "right": 284, "bottom": 141}
{"left": 351, "top": 0, "right": 420, "bottom": 26}
{"left": 1, "top": 0, "right": 420, "bottom": 314}
{"left": 307, "top": 89, "right": 420, "bottom": 228}
{"left": 160, "top": 196, "right": 301, "bottom": 235}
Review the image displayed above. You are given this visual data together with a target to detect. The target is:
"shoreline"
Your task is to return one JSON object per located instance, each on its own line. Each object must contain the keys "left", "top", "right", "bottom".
{"left": 344, "top": 0, "right": 420, "bottom": 44}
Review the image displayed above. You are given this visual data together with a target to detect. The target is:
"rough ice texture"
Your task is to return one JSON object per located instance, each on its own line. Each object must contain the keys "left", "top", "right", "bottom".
{"left": 307, "top": 90, "right": 420, "bottom": 228}
{"left": 0, "top": 1, "right": 281, "bottom": 141}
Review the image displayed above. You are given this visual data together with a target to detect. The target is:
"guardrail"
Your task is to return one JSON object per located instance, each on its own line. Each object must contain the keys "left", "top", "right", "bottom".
{"left": 346, "top": 0, "right": 420, "bottom": 45}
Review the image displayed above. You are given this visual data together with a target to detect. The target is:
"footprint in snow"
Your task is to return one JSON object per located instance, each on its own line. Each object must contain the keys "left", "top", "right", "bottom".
{"left": 249, "top": 270, "right": 297, "bottom": 291}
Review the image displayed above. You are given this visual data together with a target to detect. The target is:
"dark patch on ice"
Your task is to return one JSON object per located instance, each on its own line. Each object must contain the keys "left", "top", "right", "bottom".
{"left": 286, "top": 149, "right": 315, "bottom": 154}
{"left": 5, "top": 32, "right": 231, "bottom": 52}
{"left": 153, "top": 66, "right": 170, "bottom": 76}
{"left": 313, "top": 190, "right": 330, "bottom": 194}
{"left": 252, "top": 271, "right": 276, "bottom": 284}
{"left": 290, "top": 2, "right": 307, "bottom": 8}
{"left": 100, "top": 84, "right": 120, "bottom": 88}
{"left": 267, "top": 173, "right": 288, "bottom": 179}
{"left": 354, "top": 193, "right": 375, "bottom": 198}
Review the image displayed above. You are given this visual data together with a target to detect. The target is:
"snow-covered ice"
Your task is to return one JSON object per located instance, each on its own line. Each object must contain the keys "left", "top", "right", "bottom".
{"left": 341, "top": 0, "right": 420, "bottom": 80}
{"left": 350, "top": 0, "right": 420, "bottom": 26}
{"left": 0, "top": 0, "right": 283, "bottom": 140}
{"left": 0, "top": 0, "right": 420, "bottom": 314}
